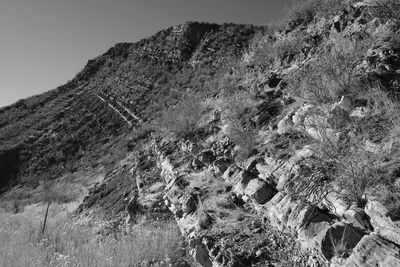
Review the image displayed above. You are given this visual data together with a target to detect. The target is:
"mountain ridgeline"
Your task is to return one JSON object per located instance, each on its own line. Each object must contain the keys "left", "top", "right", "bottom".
{"left": 0, "top": 22, "right": 265, "bottom": 192}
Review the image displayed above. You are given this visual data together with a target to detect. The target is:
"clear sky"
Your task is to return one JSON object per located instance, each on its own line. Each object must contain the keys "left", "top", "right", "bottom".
{"left": 0, "top": 0, "right": 293, "bottom": 107}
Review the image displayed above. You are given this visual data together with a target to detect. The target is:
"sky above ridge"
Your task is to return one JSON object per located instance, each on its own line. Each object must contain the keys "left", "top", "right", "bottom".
{"left": 0, "top": 0, "right": 293, "bottom": 107}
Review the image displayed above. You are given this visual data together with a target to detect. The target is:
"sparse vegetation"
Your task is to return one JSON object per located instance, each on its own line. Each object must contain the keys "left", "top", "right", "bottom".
{"left": 286, "top": 35, "right": 368, "bottom": 104}
{"left": 156, "top": 94, "right": 205, "bottom": 139}
{"left": 0, "top": 207, "right": 184, "bottom": 267}
{"left": 220, "top": 91, "right": 259, "bottom": 162}
{"left": 371, "top": 0, "right": 400, "bottom": 23}
{"left": 286, "top": 0, "right": 346, "bottom": 25}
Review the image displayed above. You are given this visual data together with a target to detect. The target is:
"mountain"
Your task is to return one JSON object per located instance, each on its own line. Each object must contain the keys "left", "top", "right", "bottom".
{"left": 2, "top": 1, "right": 400, "bottom": 266}
{"left": 0, "top": 22, "right": 265, "bottom": 193}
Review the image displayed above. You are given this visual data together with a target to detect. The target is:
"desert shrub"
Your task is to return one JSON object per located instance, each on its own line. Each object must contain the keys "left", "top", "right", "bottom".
{"left": 286, "top": 35, "right": 368, "bottom": 104}
{"left": 249, "top": 32, "right": 304, "bottom": 67}
{"left": 291, "top": 85, "right": 400, "bottom": 206}
{"left": 371, "top": 0, "right": 400, "bottom": 22}
{"left": 221, "top": 91, "right": 259, "bottom": 162}
{"left": 156, "top": 94, "right": 205, "bottom": 139}
{"left": 287, "top": 0, "right": 346, "bottom": 25}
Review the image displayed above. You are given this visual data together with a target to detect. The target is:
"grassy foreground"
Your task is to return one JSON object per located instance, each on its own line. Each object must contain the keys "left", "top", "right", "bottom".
{"left": 0, "top": 203, "right": 184, "bottom": 267}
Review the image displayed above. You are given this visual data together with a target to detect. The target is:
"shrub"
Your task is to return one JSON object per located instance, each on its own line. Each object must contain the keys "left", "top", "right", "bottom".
{"left": 248, "top": 32, "right": 304, "bottom": 67}
{"left": 286, "top": 0, "right": 346, "bottom": 25}
{"left": 221, "top": 91, "right": 258, "bottom": 162}
{"left": 156, "top": 94, "right": 205, "bottom": 139}
{"left": 291, "top": 84, "right": 400, "bottom": 206}
{"left": 286, "top": 35, "right": 368, "bottom": 104}
{"left": 371, "top": 0, "right": 400, "bottom": 22}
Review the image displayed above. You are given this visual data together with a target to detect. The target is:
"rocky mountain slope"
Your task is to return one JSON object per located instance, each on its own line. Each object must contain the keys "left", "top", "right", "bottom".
{"left": 2, "top": 0, "right": 400, "bottom": 266}
{"left": 0, "top": 22, "right": 264, "bottom": 193}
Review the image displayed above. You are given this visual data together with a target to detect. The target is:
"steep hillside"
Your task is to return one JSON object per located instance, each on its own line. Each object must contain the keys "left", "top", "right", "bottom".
{"left": 2, "top": 0, "right": 400, "bottom": 266}
{"left": 0, "top": 22, "right": 265, "bottom": 195}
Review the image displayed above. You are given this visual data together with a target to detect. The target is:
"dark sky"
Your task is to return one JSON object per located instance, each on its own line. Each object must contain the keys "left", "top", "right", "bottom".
{"left": 0, "top": 0, "right": 293, "bottom": 107}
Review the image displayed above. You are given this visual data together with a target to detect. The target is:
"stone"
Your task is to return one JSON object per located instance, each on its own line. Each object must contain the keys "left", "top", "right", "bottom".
{"left": 395, "top": 178, "right": 400, "bottom": 190}
{"left": 180, "top": 193, "right": 197, "bottom": 214}
{"left": 383, "top": 139, "right": 400, "bottom": 157}
{"left": 237, "top": 170, "right": 257, "bottom": 189}
{"left": 322, "top": 192, "right": 349, "bottom": 217}
{"left": 316, "top": 222, "right": 366, "bottom": 261}
{"left": 344, "top": 207, "right": 373, "bottom": 230}
{"left": 245, "top": 156, "right": 261, "bottom": 175}
{"left": 193, "top": 244, "right": 212, "bottom": 267}
{"left": 244, "top": 178, "right": 276, "bottom": 204}
{"left": 333, "top": 15, "right": 343, "bottom": 32}
{"left": 337, "top": 96, "right": 352, "bottom": 111}
{"left": 212, "top": 157, "right": 230, "bottom": 174}
{"left": 365, "top": 139, "right": 381, "bottom": 153}
{"left": 265, "top": 192, "right": 325, "bottom": 234}
{"left": 349, "top": 107, "right": 369, "bottom": 118}
{"left": 344, "top": 234, "right": 400, "bottom": 267}
{"left": 148, "top": 182, "right": 165, "bottom": 193}
{"left": 292, "top": 146, "right": 314, "bottom": 163}
{"left": 277, "top": 114, "right": 294, "bottom": 135}
{"left": 354, "top": 0, "right": 379, "bottom": 8}
{"left": 292, "top": 104, "right": 313, "bottom": 126}
{"left": 365, "top": 200, "right": 400, "bottom": 245}
{"left": 196, "top": 150, "right": 216, "bottom": 166}
{"left": 303, "top": 114, "right": 339, "bottom": 142}
{"left": 222, "top": 165, "right": 242, "bottom": 182}
{"left": 328, "top": 105, "right": 350, "bottom": 129}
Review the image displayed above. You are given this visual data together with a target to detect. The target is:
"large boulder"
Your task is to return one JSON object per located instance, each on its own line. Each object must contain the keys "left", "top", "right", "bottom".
{"left": 292, "top": 104, "right": 313, "bottom": 127}
{"left": 259, "top": 156, "right": 300, "bottom": 189}
{"left": 365, "top": 200, "right": 400, "bottom": 245}
{"left": 316, "top": 222, "right": 366, "bottom": 261}
{"left": 212, "top": 157, "right": 230, "bottom": 174}
{"left": 222, "top": 165, "right": 242, "bottom": 182}
{"left": 244, "top": 178, "right": 276, "bottom": 204}
{"left": 192, "top": 150, "right": 216, "bottom": 169}
{"left": 322, "top": 191, "right": 349, "bottom": 217}
{"left": 265, "top": 192, "right": 324, "bottom": 233}
{"left": 344, "top": 206, "right": 373, "bottom": 231}
{"left": 344, "top": 234, "right": 400, "bottom": 267}
{"left": 277, "top": 114, "right": 294, "bottom": 135}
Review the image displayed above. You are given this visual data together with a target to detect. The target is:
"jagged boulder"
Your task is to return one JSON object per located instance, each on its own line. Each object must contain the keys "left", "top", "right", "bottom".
{"left": 292, "top": 104, "right": 313, "bottom": 127}
{"left": 322, "top": 191, "right": 349, "bottom": 217}
{"left": 365, "top": 200, "right": 400, "bottom": 245}
{"left": 316, "top": 222, "right": 366, "bottom": 261}
{"left": 344, "top": 234, "right": 400, "bottom": 267}
{"left": 265, "top": 192, "right": 322, "bottom": 232}
{"left": 244, "top": 178, "right": 276, "bottom": 204}
{"left": 192, "top": 150, "right": 216, "bottom": 169}
{"left": 212, "top": 157, "right": 230, "bottom": 174}
{"left": 277, "top": 114, "right": 294, "bottom": 135}
{"left": 222, "top": 165, "right": 243, "bottom": 183}
{"left": 343, "top": 203, "right": 373, "bottom": 231}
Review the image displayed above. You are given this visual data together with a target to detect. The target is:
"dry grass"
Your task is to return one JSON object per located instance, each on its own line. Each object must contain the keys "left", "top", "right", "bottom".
{"left": 221, "top": 91, "right": 258, "bottom": 162}
{"left": 0, "top": 204, "right": 183, "bottom": 267}
{"left": 156, "top": 93, "right": 205, "bottom": 139}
